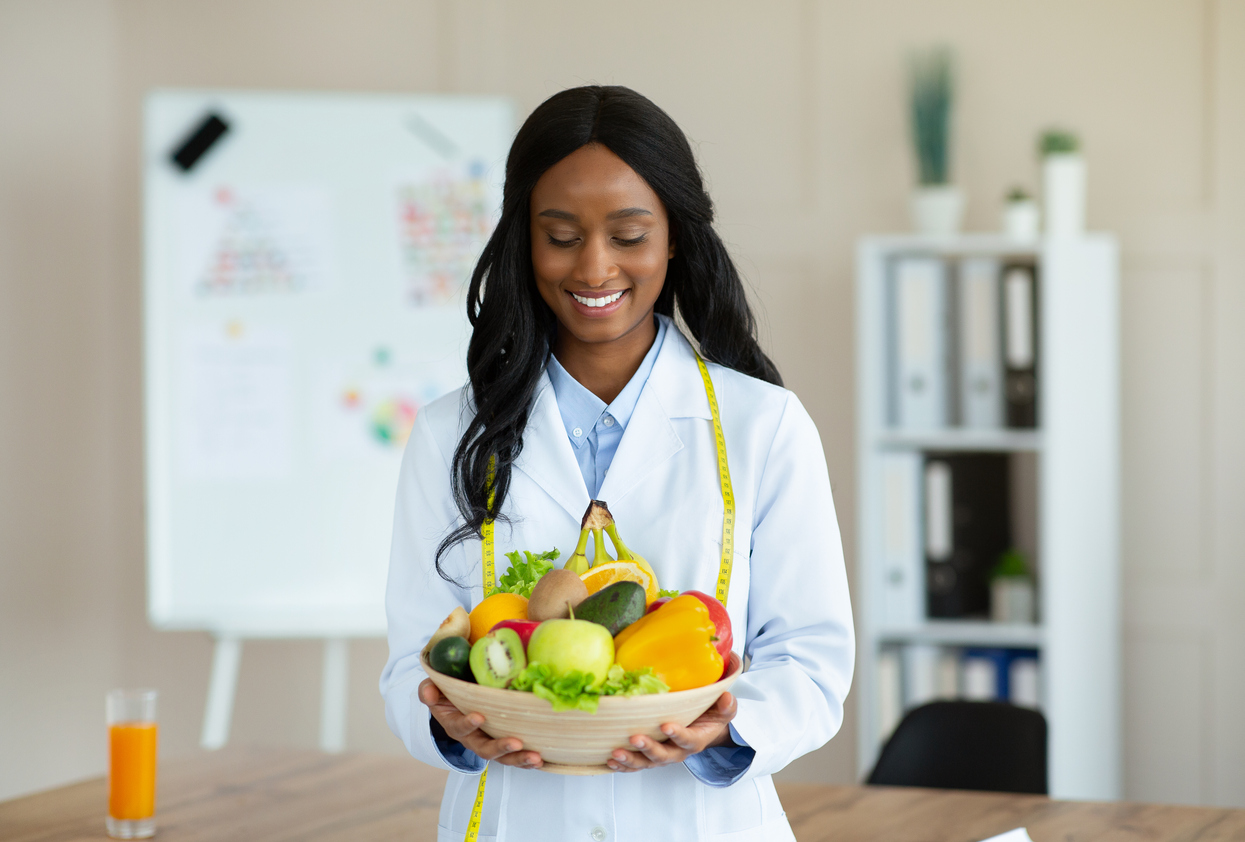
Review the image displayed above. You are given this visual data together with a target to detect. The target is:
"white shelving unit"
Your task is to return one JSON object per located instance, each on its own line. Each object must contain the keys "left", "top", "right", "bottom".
{"left": 855, "top": 233, "right": 1121, "bottom": 799}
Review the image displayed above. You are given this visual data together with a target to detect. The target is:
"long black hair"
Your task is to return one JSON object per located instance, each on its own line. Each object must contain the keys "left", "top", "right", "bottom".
{"left": 434, "top": 85, "right": 781, "bottom": 578}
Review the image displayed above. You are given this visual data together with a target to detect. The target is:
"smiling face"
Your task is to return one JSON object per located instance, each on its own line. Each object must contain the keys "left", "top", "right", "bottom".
{"left": 530, "top": 143, "right": 674, "bottom": 351}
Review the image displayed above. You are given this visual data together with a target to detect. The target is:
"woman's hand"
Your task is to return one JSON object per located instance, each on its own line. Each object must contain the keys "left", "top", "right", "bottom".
{"left": 607, "top": 692, "right": 738, "bottom": 773}
{"left": 419, "top": 679, "right": 544, "bottom": 769}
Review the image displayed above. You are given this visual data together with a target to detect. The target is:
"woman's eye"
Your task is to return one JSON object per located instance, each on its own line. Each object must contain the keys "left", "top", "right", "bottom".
{"left": 546, "top": 234, "right": 578, "bottom": 248}
{"left": 615, "top": 234, "right": 649, "bottom": 246}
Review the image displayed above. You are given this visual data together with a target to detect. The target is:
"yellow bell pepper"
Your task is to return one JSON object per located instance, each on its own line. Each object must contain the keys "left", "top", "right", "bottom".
{"left": 614, "top": 595, "right": 724, "bottom": 692}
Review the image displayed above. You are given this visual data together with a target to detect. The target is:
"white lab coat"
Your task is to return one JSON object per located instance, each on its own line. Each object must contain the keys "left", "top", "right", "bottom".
{"left": 381, "top": 321, "right": 854, "bottom": 842}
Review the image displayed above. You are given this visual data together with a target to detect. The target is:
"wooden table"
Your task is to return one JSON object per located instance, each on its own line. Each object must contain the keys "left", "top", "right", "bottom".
{"left": 3, "top": 748, "right": 1243, "bottom": 841}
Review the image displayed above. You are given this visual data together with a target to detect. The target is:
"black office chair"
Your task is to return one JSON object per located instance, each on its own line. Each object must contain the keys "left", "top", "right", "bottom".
{"left": 867, "top": 700, "right": 1047, "bottom": 794}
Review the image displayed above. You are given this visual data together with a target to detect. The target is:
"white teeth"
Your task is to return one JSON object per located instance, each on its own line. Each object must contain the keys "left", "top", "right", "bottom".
{"left": 572, "top": 290, "right": 623, "bottom": 308}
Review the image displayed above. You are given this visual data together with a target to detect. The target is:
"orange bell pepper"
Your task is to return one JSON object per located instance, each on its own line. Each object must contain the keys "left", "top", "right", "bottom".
{"left": 614, "top": 595, "right": 725, "bottom": 692}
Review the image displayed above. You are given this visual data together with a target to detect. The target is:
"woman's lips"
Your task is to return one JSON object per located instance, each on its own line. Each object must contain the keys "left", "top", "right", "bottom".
{"left": 567, "top": 288, "right": 628, "bottom": 317}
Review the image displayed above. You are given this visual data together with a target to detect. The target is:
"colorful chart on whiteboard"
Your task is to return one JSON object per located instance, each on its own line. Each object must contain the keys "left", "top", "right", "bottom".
{"left": 178, "top": 184, "right": 335, "bottom": 298}
{"left": 314, "top": 350, "right": 462, "bottom": 461}
{"left": 395, "top": 160, "right": 496, "bottom": 306}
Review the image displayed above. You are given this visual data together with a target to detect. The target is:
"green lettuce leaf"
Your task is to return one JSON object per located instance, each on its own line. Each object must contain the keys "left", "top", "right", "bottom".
{"left": 496, "top": 548, "right": 559, "bottom": 598}
{"left": 511, "top": 663, "right": 668, "bottom": 713}
{"left": 599, "top": 664, "right": 669, "bottom": 697}
{"left": 657, "top": 589, "right": 681, "bottom": 599}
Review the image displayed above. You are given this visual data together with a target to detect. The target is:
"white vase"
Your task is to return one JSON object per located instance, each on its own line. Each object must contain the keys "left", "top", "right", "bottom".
{"left": 1042, "top": 153, "right": 1086, "bottom": 237}
{"left": 991, "top": 577, "right": 1036, "bottom": 624}
{"left": 910, "top": 185, "right": 965, "bottom": 236}
{"left": 1003, "top": 200, "right": 1040, "bottom": 240}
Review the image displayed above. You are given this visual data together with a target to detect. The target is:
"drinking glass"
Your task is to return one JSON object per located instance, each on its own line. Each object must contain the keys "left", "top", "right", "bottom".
{"left": 106, "top": 689, "right": 158, "bottom": 839}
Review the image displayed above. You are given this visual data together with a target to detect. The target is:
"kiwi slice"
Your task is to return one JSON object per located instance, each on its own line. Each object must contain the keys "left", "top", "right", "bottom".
{"left": 469, "top": 627, "right": 527, "bottom": 688}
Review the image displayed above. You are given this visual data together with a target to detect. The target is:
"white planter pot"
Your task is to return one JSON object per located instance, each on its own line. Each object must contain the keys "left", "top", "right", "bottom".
{"left": 991, "top": 577, "right": 1036, "bottom": 624}
{"left": 910, "top": 185, "right": 965, "bottom": 236}
{"left": 1003, "top": 200, "right": 1040, "bottom": 241}
{"left": 1043, "top": 153, "right": 1086, "bottom": 237}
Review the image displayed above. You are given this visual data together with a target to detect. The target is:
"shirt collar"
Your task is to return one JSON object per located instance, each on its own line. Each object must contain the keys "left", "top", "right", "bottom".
{"left": 546, "top": 315, "right": 668, "bottom": 447}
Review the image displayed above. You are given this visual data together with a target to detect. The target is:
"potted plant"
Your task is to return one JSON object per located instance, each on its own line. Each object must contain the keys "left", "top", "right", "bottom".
{"left": 1002, "top": 186, "right": 1039, "bottom": 240}
{"left": 1039, "top": 128, "right": 1085, "bottom": 237}
{"left": 908, "top": 46, "right": 963, "bottom": 235}
{"left": 990, "top": 548, "right": 1036, "bottom": 624}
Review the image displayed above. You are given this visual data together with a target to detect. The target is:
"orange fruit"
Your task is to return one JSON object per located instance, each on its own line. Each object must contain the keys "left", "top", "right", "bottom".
{"left": 579, "top": 560, "right": 660, "bottom": 606}
{"left": 468, "top": 592, "right": 528, "bottom": 643}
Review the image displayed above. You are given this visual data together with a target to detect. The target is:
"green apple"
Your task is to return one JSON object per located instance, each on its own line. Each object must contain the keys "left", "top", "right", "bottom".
{"left": 527, "top": 619, "right": 614, "bottom": 685}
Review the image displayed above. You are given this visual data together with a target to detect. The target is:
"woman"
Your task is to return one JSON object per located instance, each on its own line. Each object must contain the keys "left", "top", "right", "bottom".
{"left": 380, "top": 86, "right": 854, "bottom": 842}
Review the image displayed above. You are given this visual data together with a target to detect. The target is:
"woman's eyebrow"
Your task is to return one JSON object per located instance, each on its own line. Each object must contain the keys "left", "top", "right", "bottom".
{"left": 607, "top": 207, "right": 653, "bottom": 220}
{"left": 537, "top": 209, "right": 578, "bottom": 221}
{"left": 536, "top": 207, "right": 653, "bottom": 221}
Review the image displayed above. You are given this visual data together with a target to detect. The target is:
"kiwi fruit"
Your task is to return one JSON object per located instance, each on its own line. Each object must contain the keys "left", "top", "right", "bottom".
{"left": 469, "top": 627, "right": 527, "bottom": 688}
{"left": 527, "top": 568, "right": 589, "bottom": 622}
{"left": 429, "top": 635, "right": 472, "bottom": 681}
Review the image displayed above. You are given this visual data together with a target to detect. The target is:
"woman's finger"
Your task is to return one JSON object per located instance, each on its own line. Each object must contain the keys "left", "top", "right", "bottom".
{"left": 631, "top": 733, "right": 688, "bottom": 764}
{"left": 608, "top": 746, "right": 659, "bottom": 771}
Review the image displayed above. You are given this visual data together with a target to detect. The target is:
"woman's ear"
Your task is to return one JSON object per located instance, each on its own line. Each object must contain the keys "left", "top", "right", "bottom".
{"left": 668, "top": 239, "right": 676, "bottom": 260}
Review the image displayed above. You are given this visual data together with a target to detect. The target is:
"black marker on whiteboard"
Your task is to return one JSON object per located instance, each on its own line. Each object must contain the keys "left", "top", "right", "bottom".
{"left": 170, "top": 112, "right": 231, "bottom": 172}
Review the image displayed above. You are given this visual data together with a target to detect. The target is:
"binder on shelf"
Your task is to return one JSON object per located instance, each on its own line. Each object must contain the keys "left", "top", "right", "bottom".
{"left": 961, "top": 649, "right": 998, "bottom": 700}
{"left": 901, "top": 643, "right": 941, "bottom": 710}
{"left": 957, "top": 257, "right": 1004, "bottom": 428}
{"left": 876, "top": 647, "right": 903, "bottom": 743}
{"left": 1003, "top": 264, "right": 1038, "bottom": 428}
{"left": 961, "top": 647, "right": 1041, "bottom": 703}
{"left": 924, "top": 453, "right": 1012, "bottom": 619}
{"left": 889, "top": 257, "right": 951, "bottom": 429}
{"left": 879, "top": 452, "right": 924, "bottom": 627}
{"left": 1009, "top": 652, "right": 1041, "bottom": 708}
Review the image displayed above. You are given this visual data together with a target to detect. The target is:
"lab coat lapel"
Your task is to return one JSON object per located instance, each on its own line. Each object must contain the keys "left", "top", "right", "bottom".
{"left": 513, "top": 374, "right": 591, "bottom": 522}
{"left": 596, "top": 326, "right": 707, "bottom": 504}
{"left": 595, "top": 385, "right": 682, "bottom": 505}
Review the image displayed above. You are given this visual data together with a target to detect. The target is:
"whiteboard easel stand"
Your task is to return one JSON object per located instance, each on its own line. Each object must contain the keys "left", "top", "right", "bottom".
{"left": 200, "top": 634, "right": 355, "bottom": 753}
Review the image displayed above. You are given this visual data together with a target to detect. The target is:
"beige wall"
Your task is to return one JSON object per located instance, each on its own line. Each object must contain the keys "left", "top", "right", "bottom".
{"left": 2, "top": 0, "right": 1242, "bottom": 807}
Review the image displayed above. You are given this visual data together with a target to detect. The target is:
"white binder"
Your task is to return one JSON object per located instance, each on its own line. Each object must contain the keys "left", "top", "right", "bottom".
{"left": 902, "top": 643, "right": 941, "bottom": 709}
{"left": 890, "top": 257, "right": 950, "bottom": 428}
{"left": 879, "top": 451, "right": 923, "bottom": 627}
{"left": 957, "top": 257, "right": 1003, "bottom": 428}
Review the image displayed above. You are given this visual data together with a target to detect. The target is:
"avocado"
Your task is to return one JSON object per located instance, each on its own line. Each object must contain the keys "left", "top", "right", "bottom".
{"left": 574, "top": 581, "right": 647, "bottom": 636}
{"left": 429, "top": 635, "right": 473, "bottom": 681}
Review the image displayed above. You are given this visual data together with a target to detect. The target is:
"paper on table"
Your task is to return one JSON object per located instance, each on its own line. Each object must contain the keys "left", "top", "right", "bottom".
{"left": 178, "top": 326, "right": 293, "bottom": 479}
{"left": 979, "top": 828, "right": 1034, "bottom": 842}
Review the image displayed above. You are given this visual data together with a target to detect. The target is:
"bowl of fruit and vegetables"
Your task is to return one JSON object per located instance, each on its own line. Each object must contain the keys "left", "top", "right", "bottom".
{"left": 421, "top": 502, "right": 742, "bottom": 775}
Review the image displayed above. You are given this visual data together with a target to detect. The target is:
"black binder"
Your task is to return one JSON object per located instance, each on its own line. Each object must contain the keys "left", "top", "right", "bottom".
{"left": 1002, "top": 264, "right": 1038, "bottom": 428}
{"left": 924, "top": 453, "right": 1012, "bottom": 619}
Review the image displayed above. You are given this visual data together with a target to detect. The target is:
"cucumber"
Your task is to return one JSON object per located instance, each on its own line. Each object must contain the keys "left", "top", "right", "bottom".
{"left": 429, "top": 635, "right": 473, "bottom": 681}
{"left": 574, "top": 581, "right": 646, "bottom": 636}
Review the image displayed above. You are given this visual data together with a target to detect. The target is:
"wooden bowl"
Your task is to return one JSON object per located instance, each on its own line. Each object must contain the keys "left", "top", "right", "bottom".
{"left": 422, "top": 652, "right": 743, "bottom": 775}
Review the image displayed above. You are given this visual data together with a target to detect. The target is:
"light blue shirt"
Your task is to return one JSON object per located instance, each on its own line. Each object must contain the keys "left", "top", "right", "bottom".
{"left": 546, "top": 316, "right": 668, "bottom": 498}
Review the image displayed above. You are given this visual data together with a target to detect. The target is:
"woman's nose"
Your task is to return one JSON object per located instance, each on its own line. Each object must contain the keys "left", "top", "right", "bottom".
{"left": 575, "top": 233, "right": 617, "bottom": 287}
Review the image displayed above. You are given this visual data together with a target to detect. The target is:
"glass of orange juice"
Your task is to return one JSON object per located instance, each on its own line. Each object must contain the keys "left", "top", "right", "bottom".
{"left": 106, "top": 689, "right": 158, "bottom": 839}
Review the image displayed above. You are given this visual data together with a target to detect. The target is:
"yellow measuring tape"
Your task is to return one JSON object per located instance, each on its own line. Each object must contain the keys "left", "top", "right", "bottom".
{"left": 463, "top": 354, "right": 734, "bottom": 841}
{"left": 695, "top": 353, "right": 736, "bottom": 607}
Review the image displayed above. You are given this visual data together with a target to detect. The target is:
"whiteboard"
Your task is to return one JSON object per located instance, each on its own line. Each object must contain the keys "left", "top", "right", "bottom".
{"left": 144, "top": 91, "right": 512, "bottom": 637}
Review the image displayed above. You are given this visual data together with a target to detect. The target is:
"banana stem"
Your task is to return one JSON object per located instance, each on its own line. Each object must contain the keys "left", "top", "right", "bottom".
{"left": 573, "top": 526, "right": 591, "bottom": 557}
{"left": 605, "top": 523, "right": 632, "bottom": 561}
{"left": 592, "top": 528, "right": 612, "bottom": 567}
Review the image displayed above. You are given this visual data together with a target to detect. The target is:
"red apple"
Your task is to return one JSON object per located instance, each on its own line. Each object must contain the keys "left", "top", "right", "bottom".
{"left": 682, "top": 590, "right": 733, "bottom": 659}
{"left": 645, "top": 597, "right": 672, "bottom": 614}
{"left": 490, "top": 619, "right": 540, "bottom": 650}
